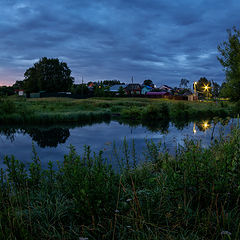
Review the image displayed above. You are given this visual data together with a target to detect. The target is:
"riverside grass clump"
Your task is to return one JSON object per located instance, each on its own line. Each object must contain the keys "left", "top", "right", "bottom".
{"left": 0, "top": 110, "right": 111, "bottom": 125}
{"left": 0, "top": 98, "right": 17, "bottom": 114}
{"left": 121, "top": 103, "right": 170, "bottom": 122}
{"left": 0, "top": 97, "right": 111, "bottom": 124}
{"left": 0, "top": 126, "right": 240, "bottom": 239}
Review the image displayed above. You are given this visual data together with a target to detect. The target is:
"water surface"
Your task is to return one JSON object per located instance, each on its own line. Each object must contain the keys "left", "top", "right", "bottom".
{"left": 0, "top": 118, "right": 237, "bottom": 169}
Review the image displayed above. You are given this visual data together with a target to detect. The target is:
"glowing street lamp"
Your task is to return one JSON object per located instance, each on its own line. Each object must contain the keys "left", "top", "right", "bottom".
{"left": 192, "top": 81, "right": 200, "bottom": 101}
{"left": 203, "top": 84, "right": 211, "bottom": 99}
{"left": 203, "top": 84, "right": 209, "bottom": 91}
{"left": 193, "top": 81, "right": 197, "bottom": 95}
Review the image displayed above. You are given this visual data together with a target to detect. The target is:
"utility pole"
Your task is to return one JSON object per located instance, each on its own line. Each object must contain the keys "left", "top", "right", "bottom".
{"left": 81, "top": 76, "right": 84, "bottom": 98}
{"left": 131, "top": 76, "right": 134, "bottom": 96}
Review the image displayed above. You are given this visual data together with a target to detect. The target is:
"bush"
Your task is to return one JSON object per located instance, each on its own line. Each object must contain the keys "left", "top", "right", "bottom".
{"left": 0, "top": 99, "right": 16, "bottom": 114}
{"left": 142, "top": 103, "right": 169, "bottom": 121}
{"left": 121, "top": 106, "right": 142, "bottom": 120}
{"left": 170, "top": 102, "right": 191, "bottom": 122}
{"left": 234, "top": 100, "right": 240, "bottom": 114}
{"left": 96, "top": 102, "right": 111, "bottom": 108}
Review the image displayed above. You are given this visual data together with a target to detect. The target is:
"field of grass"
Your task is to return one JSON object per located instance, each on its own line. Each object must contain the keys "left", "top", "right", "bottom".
{"left": 0, "top": 124, "right": 239, "bottom": 239}
{"left": 0, "top": 97, "right": 111, "bottom": 124}
{"left": 0, "top": 96, "right": 238, "bottom": 125}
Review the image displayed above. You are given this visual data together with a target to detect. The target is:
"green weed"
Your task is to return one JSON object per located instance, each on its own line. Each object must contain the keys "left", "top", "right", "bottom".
{"left": 0, "top": 127, "right": 239, "bottom": 239}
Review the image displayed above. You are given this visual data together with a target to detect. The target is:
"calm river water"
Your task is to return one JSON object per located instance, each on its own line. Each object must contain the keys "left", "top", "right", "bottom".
{"left": 0, "top": 118, "right": 237, "bottom": 169}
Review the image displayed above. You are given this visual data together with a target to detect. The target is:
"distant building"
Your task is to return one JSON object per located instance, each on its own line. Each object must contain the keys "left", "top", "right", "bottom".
{"left": 15, "top": 89, "right": 24, "bottom": 96}
{"left": 159, "top": 85, "right": 173, "bottom": 92}
{"left": 146, "top": 92, "right": 170, "bottom": 98}
{"left": 174, "top": 88, "right": 193, "bottom": 96}
{"left": 124, "top": 84, "right": 141, "bottom": 95}
{"left": 187, "top": 94, "right": 198, "bottom": 101}
{"left": 141, "top": 85, "right": 152, "bottom": 95}
{"left": 109, "top": 84, "right": 125, "bottom": 93}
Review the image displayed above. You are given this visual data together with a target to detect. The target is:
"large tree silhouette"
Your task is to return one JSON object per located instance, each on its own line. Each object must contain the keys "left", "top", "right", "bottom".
{"left": 24, "top": 57, "right": 74, "bottom": 92}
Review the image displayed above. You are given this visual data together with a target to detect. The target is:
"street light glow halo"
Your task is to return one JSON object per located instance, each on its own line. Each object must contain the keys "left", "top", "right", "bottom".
{"left": 203, "top": 84, "right": 210, "bottom": 91}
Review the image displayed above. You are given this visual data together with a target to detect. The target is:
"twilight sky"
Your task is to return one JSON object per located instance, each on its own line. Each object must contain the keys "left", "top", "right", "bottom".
{"left": 0, "top": 0, "right": 240, "bottom": 87}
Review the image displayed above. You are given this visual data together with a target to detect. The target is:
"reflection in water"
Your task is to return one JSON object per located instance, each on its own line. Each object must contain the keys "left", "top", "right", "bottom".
{"left": 0, "top": 128, "right": 17, "bottom": 142}
{"left": 0, "top": 127, "right": 70, "bottom": 148}
{"left": 118, "top": 118, "right": 169, "bottom": 133}
{"left": 172, "top": 119, "right": 189, "bottom": 130}
{"left": 143, "top": 119, "right": 169, "bottom": 133}
{"left": 192, "top": 117, "right": 232, "bottom": 140}
{"left": 0, "top": 117, "right": 235, "bottom": 149}
{"left": 0, "top": 119, "right": 111, "bottom": 148}
{"left": 24, "top": 128, "right": 70, "bottom": 148}
{"left": 196, "top": 120, "right": 211, "bottom": 132}
{"left": 193, "top": 123, "right": 197, "bottom": 134}
{"left": 203, "top": 121, "right": 210, "bottom": 130}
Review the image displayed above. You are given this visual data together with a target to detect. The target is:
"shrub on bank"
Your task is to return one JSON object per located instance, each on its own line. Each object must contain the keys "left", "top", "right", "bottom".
{"left": 234, "top": 100, "right": 240, "bottom": 114}
{"left": 0, "top": 98, "right": 16, "bottom": 114}
{"left": 121, "top": 106, "right": 142, "bottom": 120}
{"left": 121, "top": 103, "right": 170, "bottom": 122}
{"left": 171, "top": 102, "right": 190, "bottom": 120}
{"left": 142, "top": 103, "right": 169, "bottom": 121}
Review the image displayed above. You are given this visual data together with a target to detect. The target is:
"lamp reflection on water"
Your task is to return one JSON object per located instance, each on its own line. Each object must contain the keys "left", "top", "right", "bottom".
{"left": 194, "top": 120, "right": 212, "bottom": 133}
{"left": 202, "top": 121, "right": 211, "bottom": 131}
{"left": 193, "top": 122, "right": 197, "bottom": 134}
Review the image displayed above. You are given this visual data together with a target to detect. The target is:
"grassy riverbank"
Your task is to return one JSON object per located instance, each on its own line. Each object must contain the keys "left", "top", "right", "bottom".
{"left": 0, "top": 125, "right": 239, "bottom": 239}
{"left": 0, "top": 97, "right": 112, "bottom": 124}
{"left": 0, "top": 96, "right": 238, "bottom": 124}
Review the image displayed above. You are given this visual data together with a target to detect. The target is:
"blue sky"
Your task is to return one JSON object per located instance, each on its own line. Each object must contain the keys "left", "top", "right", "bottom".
{"left": 0, "top": 0, "right": 240, "bottom": 86}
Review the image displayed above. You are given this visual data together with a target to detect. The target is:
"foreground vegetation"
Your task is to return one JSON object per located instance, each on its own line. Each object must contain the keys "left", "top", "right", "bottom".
{"left": 0, "top": 96, "right": 239, "bottom": 125}
{"left": 0, "top": 124, "right": 239, "bottom": 239}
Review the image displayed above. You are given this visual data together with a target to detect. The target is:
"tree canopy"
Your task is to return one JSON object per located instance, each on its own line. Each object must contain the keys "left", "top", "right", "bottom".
{"left": 71, "top": 84, "right": 89, "bottom": 96}
{"left": 211, "top": 81, "right": 220, "bottom": 98}
{"left": 143, "top": 79, "right": 153, "bottom": 86}
{"left": 196, "top": 77, "right": 212, "bottom": 97}
{"left": 12, "top": 80, "right": 24, "bottom": 90}
{"left": 217, "top": 27, "right": 240, "bottom": 101}
{"left": 23, "top": 57, "right": 74, "bottom": 93}
{"left": 0, "top": 86, "right": 14, "bottom": 96}
{"left": 179, "top": 78, "right": 189, "bottom": 88}
{"left": 102, "top": 80, "right": 124, "bottom": 86}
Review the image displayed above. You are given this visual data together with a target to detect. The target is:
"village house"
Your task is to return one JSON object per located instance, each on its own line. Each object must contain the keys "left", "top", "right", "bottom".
{"left": 159, "top": 85, "right": 173, "bottom": 92}
{"left": 124, "top": 84, "right": 141, "bottom": 95}
{"left": 109, "top": 84, "right": 125, "bottom": 94}
{"left": 141, "top": 85, "right": 152, "bottom": 95}
{"left": 146, "top": 91, "right": 171, "bottom": 98}
{"left": 15, "top": 89, "right": 24, "bottom": 96}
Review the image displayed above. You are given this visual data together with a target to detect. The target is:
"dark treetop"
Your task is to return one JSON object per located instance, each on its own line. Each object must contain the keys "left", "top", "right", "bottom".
{"left": 24, "top": 57, "right": 74, "bottom": 93}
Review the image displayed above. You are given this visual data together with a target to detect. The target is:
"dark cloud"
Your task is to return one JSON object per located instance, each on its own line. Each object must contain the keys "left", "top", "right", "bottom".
{"left": 0, "top": 0, "right": 240, "bottom": 86}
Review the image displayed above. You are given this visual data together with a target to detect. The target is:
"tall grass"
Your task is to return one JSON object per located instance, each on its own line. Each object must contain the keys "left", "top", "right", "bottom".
{"left": 0, "top": 96, "right": 237, "bottom": 124}
{"left": 0, "top": 110, "right": 111, "bottom": 125}
{"left": 0, "top": 126, "right": 240, "bottom": 239}
{"left": 121, "top": 103, "right": 170, "bottom": 122}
